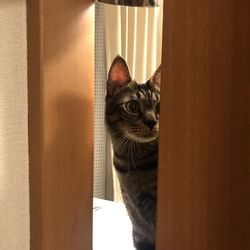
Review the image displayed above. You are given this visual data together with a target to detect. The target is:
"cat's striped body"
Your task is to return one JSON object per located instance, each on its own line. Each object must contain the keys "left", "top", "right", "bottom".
{"left": 117, "top": 162, "right": 157, "bottom": 249}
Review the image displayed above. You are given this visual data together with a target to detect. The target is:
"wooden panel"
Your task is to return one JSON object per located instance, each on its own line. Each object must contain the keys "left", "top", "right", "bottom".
{"left": 157, "top": 0, "right": 250, "bottom": 249}
{"left": 27, "top": 0, "right": 94, "bottom": 249}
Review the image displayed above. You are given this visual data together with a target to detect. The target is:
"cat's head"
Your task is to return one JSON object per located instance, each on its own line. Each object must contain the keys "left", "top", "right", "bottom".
{"left": 105, "top": 56, "right": 160, "bottom": 143}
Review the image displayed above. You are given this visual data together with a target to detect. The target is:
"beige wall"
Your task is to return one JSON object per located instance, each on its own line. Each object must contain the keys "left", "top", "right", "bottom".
{"left": 0, "top": 1, "right": 29, "bottom": 249}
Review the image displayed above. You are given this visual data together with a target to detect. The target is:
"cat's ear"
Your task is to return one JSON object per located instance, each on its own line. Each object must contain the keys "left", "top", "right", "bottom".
{"left": 107, "top": 56, "right": 132, "bottom": 95}
{"left": 151, "top": 65, "right": 161, "bottom": 88}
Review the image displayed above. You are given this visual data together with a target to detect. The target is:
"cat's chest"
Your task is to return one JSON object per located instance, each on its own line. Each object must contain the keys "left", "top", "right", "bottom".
{"left": 117, "top": 168, "right": 157, "bottom": 195}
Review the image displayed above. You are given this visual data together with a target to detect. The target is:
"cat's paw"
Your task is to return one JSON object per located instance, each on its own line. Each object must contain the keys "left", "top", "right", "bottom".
{"left": 135, "top": 241, "right": 155, "bottom": 250}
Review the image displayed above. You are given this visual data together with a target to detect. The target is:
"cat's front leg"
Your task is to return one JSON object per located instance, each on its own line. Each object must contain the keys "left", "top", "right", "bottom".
{"left": 133, "top": 228, "right": 155, "bottom": 250}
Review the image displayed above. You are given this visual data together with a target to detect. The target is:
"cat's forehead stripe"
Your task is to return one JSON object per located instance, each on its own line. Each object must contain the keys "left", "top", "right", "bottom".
{"left": 152, "top": 92, "right": 155, "bottom": 101}
{"left": 121, "top": 93, "right": 138, "bottom": 103}
{"left": 140, "top": 88, "right": 147, "bottom": 98}
{"left": 137, "top": 86, "right": 159, "bottom": 101}
{"left": 138, "top": 91, "right": 146, "bottom": 99}
{"left": 121, "top": 96, "right": 132, "bottom": 103}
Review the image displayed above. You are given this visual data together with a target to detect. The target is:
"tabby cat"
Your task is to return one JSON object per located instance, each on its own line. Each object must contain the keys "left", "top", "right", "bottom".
{"left": 105, "top": 56, "right": 160, "bottom": 250}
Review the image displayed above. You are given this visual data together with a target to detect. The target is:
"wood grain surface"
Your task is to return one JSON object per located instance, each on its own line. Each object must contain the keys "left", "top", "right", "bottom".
{"left": 27, "top": 0, "right": 94, "bottom": 249}
{"left": 157, "top": 0, "right": 250, "bottom": 249}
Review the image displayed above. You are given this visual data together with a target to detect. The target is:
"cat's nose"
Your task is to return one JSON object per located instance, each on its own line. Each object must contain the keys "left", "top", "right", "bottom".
{"left": 144, "top": 119, "right": 157, "bottom": 130}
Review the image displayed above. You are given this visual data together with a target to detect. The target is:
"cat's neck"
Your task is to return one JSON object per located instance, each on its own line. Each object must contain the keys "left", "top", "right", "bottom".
{"left": 111, "top": 136, "right": 158, "bottom": 163}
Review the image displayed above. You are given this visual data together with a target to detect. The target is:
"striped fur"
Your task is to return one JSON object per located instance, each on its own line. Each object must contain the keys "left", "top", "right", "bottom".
{"left": 105, "top": 56, "right": 161, "bottom": 250}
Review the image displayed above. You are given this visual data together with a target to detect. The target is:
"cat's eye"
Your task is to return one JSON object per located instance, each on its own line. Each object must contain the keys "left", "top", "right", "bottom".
{"left": 125, "top": 101, "right": 140, "bottom": 113}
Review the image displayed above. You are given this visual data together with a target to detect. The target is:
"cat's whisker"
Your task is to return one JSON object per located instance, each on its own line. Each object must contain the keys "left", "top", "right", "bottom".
{"left": 129, "top": 140, "right": 134, "bottom": 172}
{"left": 123, "top": 137, "right": 131, "bottom": 171}
{"left": 114, "top": 135, "right": 126, "bottom": 147}
{"left": 110, "top": 130, "right": 123, "bottom": 136}
{"left": 128, "top": 140, "right": 133, "bottom": 171}
{"left": 135, "top": 141, "right": 143, "bottom": 158}
{"left": 131, "top": 141, "right": 141, "bottom": 174}
{"left": 114, "top": 136, "right": 128, "bottom": 153}
{"left": 127, "top": 141, "right": 130, "bottom": 171}
{"left": 114, "top": 137, "right": 127, "bottom": 152}
{"left": 118, "top": 136, "right": 129, "bottom": 151}
{"left": 113, "top": 137, "right": 122, "bottom": 151}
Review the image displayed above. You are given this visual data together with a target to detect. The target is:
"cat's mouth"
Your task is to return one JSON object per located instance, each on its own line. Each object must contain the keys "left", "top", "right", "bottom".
{"left": 125, "top": 126, "right": 159, "bottom": 143}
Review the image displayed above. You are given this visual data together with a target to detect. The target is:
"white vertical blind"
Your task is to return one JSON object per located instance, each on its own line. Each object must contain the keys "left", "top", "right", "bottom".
{"left": 94, "top": 4, "right": 108, "bottom": 199}
{"left": 104, "top": 2, "right": 163, "bottom": 201}
{"left": 104, "top": 2, "right": 163, "bottom": 82}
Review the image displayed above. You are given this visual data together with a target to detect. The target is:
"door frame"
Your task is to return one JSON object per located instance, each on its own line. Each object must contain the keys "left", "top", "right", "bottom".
{"left": 27, "top": 0, "right": 94, "bottom": 249}
{"left": 157, "top": 0, "right": 250, "bottom": 249}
